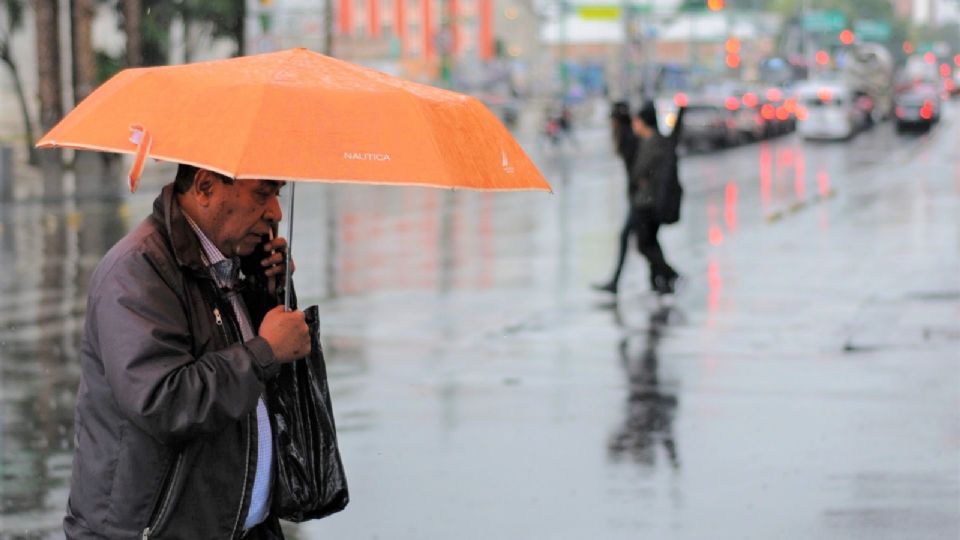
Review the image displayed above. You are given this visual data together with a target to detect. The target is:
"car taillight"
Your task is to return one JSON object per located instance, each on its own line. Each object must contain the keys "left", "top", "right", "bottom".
{"left": 725, "top": 96, "right": 740, "bottom": 111}
{"left": 895, "top": 106, "right": 905, "bottom": 118}
{"left": 919, "top": 101, "right": 933, "bottom": 120}
{"left": 761, "top": 104, "right": 775, "bottom": 120}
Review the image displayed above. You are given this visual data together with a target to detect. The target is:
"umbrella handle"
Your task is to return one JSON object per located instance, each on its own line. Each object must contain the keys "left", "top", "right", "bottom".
{"left": 284, "top": 182, "right": 295, "bottom": 312}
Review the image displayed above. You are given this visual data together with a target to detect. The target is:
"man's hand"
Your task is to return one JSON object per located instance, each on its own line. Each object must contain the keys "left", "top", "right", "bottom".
{"left": 259, "top": 305, "right": 310, "bottom": 363}
{"left": 261, "top": 236, "right": 295, "bottom": 296}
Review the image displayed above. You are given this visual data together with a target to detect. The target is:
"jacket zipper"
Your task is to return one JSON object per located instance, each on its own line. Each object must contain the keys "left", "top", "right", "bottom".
{"left": 212, "top": 302, "right": 254, "bottom": 539}
{"left": 141, "top": 452, "right": 184, "bottom": 539}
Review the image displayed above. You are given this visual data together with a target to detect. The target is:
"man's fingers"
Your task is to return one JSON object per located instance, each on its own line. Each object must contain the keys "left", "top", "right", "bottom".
{"left": 263, "top": 237, "right": 288, "bottom": 253}
{"left": 261, "top": 251, "right": 285, "bottom": 267}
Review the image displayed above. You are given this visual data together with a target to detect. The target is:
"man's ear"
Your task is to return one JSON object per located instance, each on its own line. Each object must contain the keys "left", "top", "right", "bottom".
{"left": 193, "top": 170, "right": 218, "bottom": 206}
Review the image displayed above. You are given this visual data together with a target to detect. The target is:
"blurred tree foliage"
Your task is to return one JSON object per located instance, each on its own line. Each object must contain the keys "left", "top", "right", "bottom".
{"left": 100, "top": 0, "right": 244, "bottom": 73}
{"left": 0, "top": 0, "right": 38, "bottom": 163}
{"left": 770, "top": 0, "right": 895, "bottom": 20}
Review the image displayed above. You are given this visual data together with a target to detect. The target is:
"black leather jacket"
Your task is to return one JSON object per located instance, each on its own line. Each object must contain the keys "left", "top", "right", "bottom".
{"left": 64, "top": 184, "right": 286, "bottom": 539}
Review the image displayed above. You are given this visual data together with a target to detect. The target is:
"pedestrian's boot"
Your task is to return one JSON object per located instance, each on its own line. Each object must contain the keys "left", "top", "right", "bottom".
{"left": 653, "top": 275, "right": 675, "bottom": 296}
{"left": 592, "top": 281, "right": 618, "bottom": 295}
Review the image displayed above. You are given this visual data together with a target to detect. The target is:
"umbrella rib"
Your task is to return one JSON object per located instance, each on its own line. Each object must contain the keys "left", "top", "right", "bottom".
{"left": 398, "top": 88, "right": 457, "bottom": 187}
{"left": 233, "top": 68, "right": 278, "bottom": 178}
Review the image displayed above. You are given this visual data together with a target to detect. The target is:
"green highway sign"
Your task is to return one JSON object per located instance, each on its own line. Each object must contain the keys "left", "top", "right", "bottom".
{"left": 803, "top": 10, "right": 846, "bottom": 33}
{"left": 854, "top": 19, "right": 891, "bottom": 41}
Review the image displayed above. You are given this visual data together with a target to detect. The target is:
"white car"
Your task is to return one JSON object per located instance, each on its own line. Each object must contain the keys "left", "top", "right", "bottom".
{"left": 794, "top": 81, "right": 862, "bottom": 140}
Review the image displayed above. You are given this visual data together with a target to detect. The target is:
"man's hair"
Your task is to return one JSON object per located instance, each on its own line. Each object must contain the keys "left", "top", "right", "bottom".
{"left": 174, "top": 164, "right": 234, "bottom": 193}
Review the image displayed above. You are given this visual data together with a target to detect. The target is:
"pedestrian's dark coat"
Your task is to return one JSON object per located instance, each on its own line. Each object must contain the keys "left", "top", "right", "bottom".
{"left": 615, "top": 120, "right": 641, "bottom": 197}
{"left": 64, "top": 184, "right": 286, "bottom": 539}
{"left": 630, "top": 133, "right": 672, "bottom": 209}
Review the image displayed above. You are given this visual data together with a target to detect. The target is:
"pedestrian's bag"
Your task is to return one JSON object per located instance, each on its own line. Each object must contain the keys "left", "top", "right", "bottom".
{"left": 267, "top": 305, "right": 349, "bottom": 521}
{"left": 655, "top": 147, "right": 683, "bottom": 225}
{"left": 654, "top": 107, "right": 684, "bottom": 225}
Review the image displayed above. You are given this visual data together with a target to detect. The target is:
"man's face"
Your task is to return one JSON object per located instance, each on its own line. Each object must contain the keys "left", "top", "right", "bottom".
{"left": 202, "top": 174, "right": 285, "bottom": 257}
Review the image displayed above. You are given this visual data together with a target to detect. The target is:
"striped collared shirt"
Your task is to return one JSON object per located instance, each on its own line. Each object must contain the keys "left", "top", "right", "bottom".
{"left": 183, "top": 213, "right": 273, "bottom": 530}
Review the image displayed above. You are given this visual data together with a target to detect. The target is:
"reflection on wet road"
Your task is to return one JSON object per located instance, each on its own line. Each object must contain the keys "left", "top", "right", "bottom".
{"left": 1, "top": 103, "right": 958, "bottom": 539}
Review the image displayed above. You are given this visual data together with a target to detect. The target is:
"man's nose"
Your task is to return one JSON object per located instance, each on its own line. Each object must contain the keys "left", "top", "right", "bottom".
{"left": 264, "top": 194, "right": 282, "bottom": 224}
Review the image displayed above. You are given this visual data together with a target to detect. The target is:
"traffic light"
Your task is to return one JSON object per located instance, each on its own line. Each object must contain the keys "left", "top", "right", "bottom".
{"left": 839, "top": 29, "right": 854, "bottom": 45}
{"left": 724, "top": 37, "right": 740, "bottom": 69}
{"left": 707, "top": 0, "right": 724, "bottom": 11}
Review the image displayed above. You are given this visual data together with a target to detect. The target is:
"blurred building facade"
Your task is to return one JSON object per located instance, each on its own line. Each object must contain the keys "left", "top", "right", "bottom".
{"left": 247, "top": 0, "right": 545, "bottom": 92}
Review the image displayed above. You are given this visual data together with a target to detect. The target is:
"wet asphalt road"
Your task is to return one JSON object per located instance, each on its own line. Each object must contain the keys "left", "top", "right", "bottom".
{"left": 1, "top": 101, "right": 958, "bottom": 539}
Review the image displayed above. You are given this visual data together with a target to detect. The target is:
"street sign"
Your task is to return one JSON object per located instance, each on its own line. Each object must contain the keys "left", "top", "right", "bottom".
{"left": 803, "top": 10, "right": 846, "bottom": 33}
{"left": 854, "top": 20, "right": 891, "bottom": 42}
{"left": 576, "top": 5, "right": 621, "bottom": 20}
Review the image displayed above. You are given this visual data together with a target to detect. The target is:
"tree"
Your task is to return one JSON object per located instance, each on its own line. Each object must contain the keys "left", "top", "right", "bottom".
{"left": 73, "top": 0, "right": 96, "bottom": 103}
{"left": 0, "top": 0, "right": 38, "bottom": 164}
{"left": 32, "top": 0, "right": 63, "bottom": 167}
{"left": 122, "top": 0, "right": 142, "bottom": 66}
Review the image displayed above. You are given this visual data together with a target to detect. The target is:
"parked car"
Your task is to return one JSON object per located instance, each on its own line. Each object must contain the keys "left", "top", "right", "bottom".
{"left": 730, "top": 91, "right": 766, "bottom": 142}
{"left": 679, "top": 99, "right": 736, "bottom": 151}
{"left": 760, "top": 86, "right": 798, "bottom": 136}
{"left": 794, "top": 81, "right": 863, "bottom": 140}
{"left": 894, "top": 83, "right": 942, "bottom": 131}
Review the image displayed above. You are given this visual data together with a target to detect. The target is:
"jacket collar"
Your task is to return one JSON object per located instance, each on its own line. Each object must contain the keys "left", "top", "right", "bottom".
{"left": 152, "top": 183, "right": 208, "bottom": 273}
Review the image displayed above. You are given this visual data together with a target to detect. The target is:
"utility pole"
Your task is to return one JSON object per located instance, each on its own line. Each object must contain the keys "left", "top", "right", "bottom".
{"left": 802, "top": 0, "right": 812, "bottom": 79}
{"left": 325, "top": 0, "right": 334, "bottom": 55}
{"left": 439, "top": 0, "right": 454, "bottom": 88}
{"left": 559, "top": 0, "right": 570, "bottom": 99}
{"left": 621, "top": 0, "right": 632, "bottom": 99}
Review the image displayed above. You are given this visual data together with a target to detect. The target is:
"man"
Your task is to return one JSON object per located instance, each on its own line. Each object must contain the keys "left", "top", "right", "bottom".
{"left": 64, "top": 165, "right": 310, "bottom": 539}
{"left": 629, "top": 101, "right": 680, "bottom": 295}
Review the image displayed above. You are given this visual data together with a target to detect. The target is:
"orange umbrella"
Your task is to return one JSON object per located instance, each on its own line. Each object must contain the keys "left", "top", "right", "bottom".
{"left": 37, "top": 48, "right": 551, "bottom": 308}
{"left": 36, "top": 47, "right": 550, "bottom": 194}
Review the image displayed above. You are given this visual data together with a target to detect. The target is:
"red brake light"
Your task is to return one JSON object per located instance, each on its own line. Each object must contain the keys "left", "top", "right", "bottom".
{"left": 742, "top": 92, "right": 758, "bottom": 108}
{"left": 816, "top": 88, "right": 833, "bottom": 102}
{"left": 674, "top": 92, "right": 689, "bottom": 107}
{"left": 761, "top": 104, "right": 775, "bottom": 120}
{"left": 725, "top": 96, "right": 740, "bottom": 111}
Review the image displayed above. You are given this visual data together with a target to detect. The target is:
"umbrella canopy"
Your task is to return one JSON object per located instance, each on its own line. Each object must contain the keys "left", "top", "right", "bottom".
{"left": 36, "top": 47, "right": 551, "bottom": 193}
